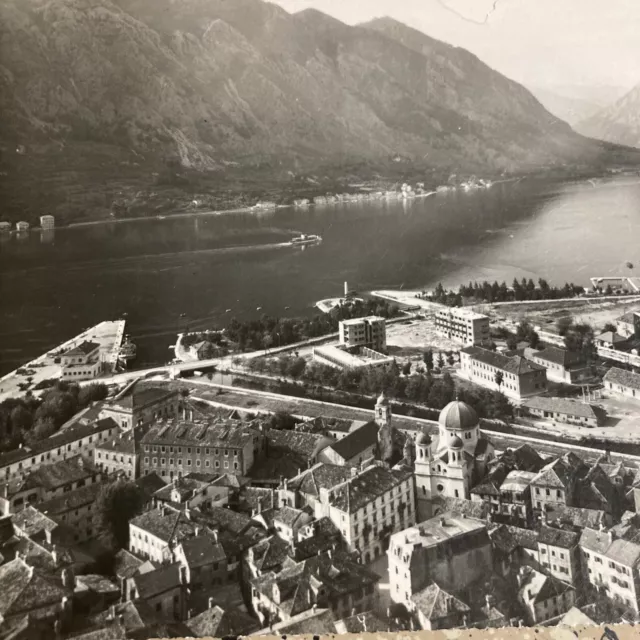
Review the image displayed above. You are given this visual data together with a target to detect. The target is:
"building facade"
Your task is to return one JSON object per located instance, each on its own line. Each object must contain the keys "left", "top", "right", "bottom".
{"left": 339, "top": 317, "right": 387, "bottom": 352}
{"left": 522, "top": 396, "right": 606, "bottom": 428}
{"left": 388, "top": 512, "right": 493, "bottom": 603}
{"left": 60, "top": 341, "right": 102, "bottom": 382}
{"left": 525, "top": 347, "right": 593, "bottom": 384}
{"left": 435, "top": 308, "right": 490, "bottom": 347}
{"left": 459, "top": 346, "right": 547, "bottom": 402}
{"left": 536, "top": 525, "right": 581, "bottom": 585}
{"left": 603, "top": 367, "right": 640, "bottom": 401}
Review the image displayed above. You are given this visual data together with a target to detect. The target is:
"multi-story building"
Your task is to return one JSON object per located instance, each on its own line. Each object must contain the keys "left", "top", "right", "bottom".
{"left": 315, "top": 462, "right": 415, "bottom": 564}
{"left": 60, "top": 341, "right": 103, "bottom": 382}
{"left": 39, "top": 215, "right": 55, "bottom": 229}
{"left": 94, "top": 427, "right": 145, "bottom": 479}
{"left": 409, "top": 584, "right": 470, "bottom": 631}
{"left": 279, "top": 463, "right": 352, "bottom": 511}
{"left": 580, "top": 522, "right": 640, "bottom": 613}
{"left": 522, "top": 396, "right": 607, "bottom": 428}
{"left": 529, "top": 453, "right": 584, "bottom": 512}
{"left": 339, "top": 317, "right": 387, "bottom": 352}
{"left": 173, "top": 529, "right": 229, "bottom": 589}
{"left": 414, "top": 400, "right": 495, "bottom": 521}
{"left": 517, "top": 566, "right": 576, "bottom": 625}
{"left": 318, "top": 421, "right": 379, "bottom": 468}
{"left": 603, "top": 367, "right": 640, "bottom": 401}
{"left": 496, "top": 470, "right": 537, "bottom": 527}
{"left": 616, "top": 310, "right": 640, "bottom": 339}
{"left": 99, "top": 382, "right": 180, "bottom": 431}
{"left": 128, "top": 563, "right": 188, "bottom": 621}
{"left": 388, "top": 512, "right": 493, "bottom": 604}
{"left": 435, "top": 308, "right": 490, "bottom": 346}
{"left": 36, "top": 482, "right": 103, "bottom": 543}
{"left": 459, "top": 346, "right": 547, "bottom": 402}
{"left": 0, "top": 455, "right": 101, "bottom": 515}
{"left": 524, "top": 346, "right": 593, "bottom": 384}
{"left": 0, "top": 418, "right": 119, "bottom": 481}
{"left": 139, "top": 418, "right": 263, "bottom": 481}
{"left": 250, "top": 549, "right": 380, "bottom": 626}
{"left": 536, "top": 525, "right": 581, "bottom": 585}
{"left": 152, "top": 474, "right": 230, "bottom": 511}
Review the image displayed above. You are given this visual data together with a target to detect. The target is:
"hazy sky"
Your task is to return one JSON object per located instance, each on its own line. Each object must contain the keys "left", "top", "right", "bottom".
{"left": 272, "top": 0, "right": 640, "bottom": 96}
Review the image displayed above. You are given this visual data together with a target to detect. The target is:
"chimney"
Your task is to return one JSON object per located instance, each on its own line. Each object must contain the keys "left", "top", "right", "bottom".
{"left": 189, "top": 410, "right": 194, "bottom": 421}
{"left": 194, "top": 526, "right": 200, "bottom": 537}
{"left": 297, "top": 468, "right": 301, "bottom": 476}
{"left": 184, "top": 507, "right": 191, "bottom": 520}
{"left": 159, "top": 505, "right": 166, "bottom": 516}
{"left": 599, "top": 522, "right": 605, "bottom": 532}
{"left": 440, "top": 517, "right": 446, "bottom": 527}
{"left": 208, "top": 597, "right": 215, "bottom": 609}
{"left": 61, "top": 568, "right": 75, "bottom": 589}
{"left": 117, "top": 615, "right": 124, "bottom": 626}
{"left": 45, "top": 529, "right": 53, "bottom": 545}
{"left": 212, "top": 529, "right": 219, "bottom": 543}
{"left": 352, "top": 608, "right": 357, "bottom": 617}
{"left": 350, "top": 467, "right": 358, "bottom": 478}
{"left": 609, "top": 530, "right": 615, "bottom": 543}
{"left": 109, "top": 605, "right": 116, "bottom": 621}
{"left": 312, "top": 604, "right": 317, "bottom": 613}
{"left": 1, "top": 485, "right": 7, "bottom": 499}
{"left": 251, "top": 508, "right": 256, "bottom": 517}
{"left": 51, "top": 545, "right": 58, "bottom": 566}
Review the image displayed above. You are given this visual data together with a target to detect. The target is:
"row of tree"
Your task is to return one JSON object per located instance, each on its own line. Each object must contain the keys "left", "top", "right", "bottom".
{"left": 225, "top": 299, "right": 400, "bottom": 352}
{"left": 429, "top": 278, "right": 585, "bottom": 306}
{"left": 0, "top": 382, "right": 108, "bottom": 451}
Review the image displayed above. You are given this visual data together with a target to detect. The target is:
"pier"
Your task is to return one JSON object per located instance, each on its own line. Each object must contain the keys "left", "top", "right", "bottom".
{"left": 0, "top": 320, "right": 126, "bottom": 401}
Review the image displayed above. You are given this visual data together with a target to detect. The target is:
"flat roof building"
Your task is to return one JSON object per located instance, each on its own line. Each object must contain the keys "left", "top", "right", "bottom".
{"left": 435, "top": 308, "right": 490, "bottom": 347}
{"left": 339, "top": 316, "right": 387, "bottom": 352}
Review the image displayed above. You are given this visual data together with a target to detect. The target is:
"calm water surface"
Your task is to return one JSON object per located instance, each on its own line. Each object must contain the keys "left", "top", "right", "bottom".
{"left": 1, "top": 176, "right": 639, "bottom": 374}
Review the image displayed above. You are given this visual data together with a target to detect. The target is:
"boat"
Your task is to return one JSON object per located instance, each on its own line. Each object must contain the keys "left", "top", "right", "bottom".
{"left": 290, "top": 234, "right": 322, "bottom": 246}
{"left": 118, "top": 336, "right": 137, "bottom": 363}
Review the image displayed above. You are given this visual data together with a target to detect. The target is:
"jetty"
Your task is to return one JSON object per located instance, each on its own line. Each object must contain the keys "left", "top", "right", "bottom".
{"left": 0, "top": 320, "right": 126, "bottom": 401}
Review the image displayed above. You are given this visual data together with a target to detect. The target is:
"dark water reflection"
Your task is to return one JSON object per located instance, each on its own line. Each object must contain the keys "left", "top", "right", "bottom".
{"left": 1, "top": 176, "right": 639, "bottom": 374}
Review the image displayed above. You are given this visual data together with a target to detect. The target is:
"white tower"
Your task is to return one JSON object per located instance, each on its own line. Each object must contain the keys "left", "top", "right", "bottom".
{"left": 344, "top": 281, "right": 349, "bottom": 297}
{"left": 375, "top": 391, "right": 392, "bottom": 428}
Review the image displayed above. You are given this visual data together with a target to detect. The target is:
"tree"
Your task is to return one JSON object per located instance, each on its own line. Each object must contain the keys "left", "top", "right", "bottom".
{"left": 269, "top": 411, "right": 298, "bottom": 430}
{"left": 93, "top": 480, "right": 145, "bottom": 550}
{"left": 437, "top": 352, "right": 445, "bottom": 370}
{"left": 25, "top": 417, "right": 56, "bottom": 444}
{"left": 494, "top": 370, "right": 504, "bottom": 393}
{"left": 401, "top": 361, "right": 412, "bottom": 376}
{"left": 603, "top": 322, "right": 617, "bottom": 333}
{"left": 556, "top": 317, "right": 573, "bottom": 336}
{"left": 422, "top": 350, "right": 434, "bottom": 372}
{"left": 447, "top": 353, "right": 456, "bottom": 366}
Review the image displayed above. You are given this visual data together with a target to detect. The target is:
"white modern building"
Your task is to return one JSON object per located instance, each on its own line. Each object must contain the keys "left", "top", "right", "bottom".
{"left": 339, "top": 317, "right": 387, "bottom": 352}
{"left": 435, "top": 308, "right": 490, "bottom": 346}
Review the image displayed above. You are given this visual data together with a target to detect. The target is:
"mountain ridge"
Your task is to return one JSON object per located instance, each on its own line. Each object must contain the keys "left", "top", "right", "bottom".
{"left": 0, "top": 0, "right": 636, "bottom": 222}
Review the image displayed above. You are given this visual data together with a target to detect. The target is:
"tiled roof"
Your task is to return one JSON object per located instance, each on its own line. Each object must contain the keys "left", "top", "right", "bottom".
{"left": 500, "top": 470, "right": 537, "bottom": 491}
{"left": 238, "top": 486, "right": 276, "bottom": 513}
{"left": 132, "top": 562, "right": 182, "bottom": 599}
{"left": 0, "top": 558, "right": 72, "bottom": 618}
{"left": 177, "top": 533, "right": 226, "bottom": 569}
{"left": 113, "top": 549, "right": 144, "bottom": 580}
{"left": 65, "top": 341, "right": 100, "bottom": 357}
{"left": 11, "top": 506, "right": 58, "bottom": 538}
{"left": 580, "top": 527, "right": 640, "bottom": 567}
{"left": 604, "top": 367, "right": 640, "bottom": 391}
{"left": 96, "top": 427, "right": 146, "bottom": 455}
{"left": 329, "top": 465, "right": 412, "bottom": 513}
{"left": 335, "top": 611, "right": 389, "bottom": 634}
{"left": 411, "top": 583, "right": 470, "bottom": 620}
{"left": 191, "top": 506, "right": 253, "bottom": 536}
{"left": 250, "top": 535, "right": 294, "bottom": 573}
{"left": 490, "top": 525, "right": 539, "bottom": 554}
{"left": 471, "top": 463, "right": 509, "bottom": 496}
{"left": 461, "top": 346, "right": 546, "bottom": 375}
{"left": 108, "top": 384, "right": 178, "bottom": 412}
{"left": 519, "top": 567, "right": 574, "bottom": 604}
{"left": 326, "top": 421, "right": 378, "bottom": 462}
{"left": 531, "top": 453, "right": 585, "bottom": 490}
{"left": 267, "top": 430, "right": 328, "bottom": 459}
{"left": 89, "top": 600, "right": 161, "bottom": 632}
{"left": 529, "top": 346, "right": 579, "bottom": 367}
{"left": 596, "top": 331, "right": 627, "bottom": 345}
{"left": 38, "top": 482, "right": 102, "bottom": 515}
{"left": 538, "top": 525, "right": 580, "bottom": 548}
{"left": 546, "top": 505, "right": 607, "bottom": 530}
{"left": 186, "top": 605, "right": 258, "bottom": 637}
{"left": 294, "top": 518, "right": 343, "bottom": 561}
{"left": 430, "top": 496, "right": 490, "bottom": 520}
{"left": 559, "top": 606, "right": 597, "bottom": 628}
{"left": 523, "top": 396, "right": 604, "bottom": 420}
{"left": 617, "top": 311, "right": 640, "bottom": 324}
{"left": 261, "top": 607, "right": 337, "bottom": 636}
{"left": 287, "top": 463, "right": 352, "bottom": 497}
{"left": 76, "top": 574, "right": 120, "bottom": 594}
{"left": 130, "top": 507, "right": 195, "bottom": 543}
{"left": 0, "top": 418, "right": 118, "bottom": 468}
{"left": 273, "top": 506, "right": 307, "bottom": 529}
{"left": 134, "top": 472, "right": 167, "bottom": 500}
{"left": 142, "top": 418, "right": 257, "bottom": 449}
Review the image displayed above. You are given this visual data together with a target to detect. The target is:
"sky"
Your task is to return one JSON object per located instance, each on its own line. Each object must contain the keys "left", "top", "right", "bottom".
{"left": 271, "top": 0, "right": 640, "bottom": 98}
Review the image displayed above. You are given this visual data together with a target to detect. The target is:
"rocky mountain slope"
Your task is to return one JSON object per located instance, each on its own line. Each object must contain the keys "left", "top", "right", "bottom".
{"left": 0, "top": 0, "right": 633, "bottom": 221}
{"left": 577, "top": 83, "right": 640, "bottom": 148}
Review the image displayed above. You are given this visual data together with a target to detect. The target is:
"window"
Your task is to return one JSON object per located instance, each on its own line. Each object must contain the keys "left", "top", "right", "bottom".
{"left": 224, "top": 450, "right": 229, "bottom": 457}
{"left": 205, "top": 460, "right": 211, "bottom": 467}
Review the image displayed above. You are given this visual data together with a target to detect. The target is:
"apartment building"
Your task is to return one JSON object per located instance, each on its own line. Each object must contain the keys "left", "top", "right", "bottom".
{"left": 339, "top": 316, "right": 387, "bottom": 352}
{"left": 435, "top": 308, "right": 490, "bottom": 346}
{"left": 459, "top": 346, "right": 547, "bottom": 401}
{"left": 100, "top": 382, "right": 181, "bottom": 431}
{"left": 0, "top": 418, "right": 119, "bottom": 481}
{"left": 94, "top": 427, "right": 145, "bottom": 479}
{"left": 314, "top": 463, "right": 415, "bottom": 563}
{"left": 529, "top": 453, "right": 584, "bottom": 512}
{"left": 524, "top": 346, "right": 593, "bottom": 384}
{"left": 388, "top": 513, "right": 492, "bottom": 604}
{"left": 39, "top": 215, "right": 55, "bottom": 229}
{"left": 0, "top": 455, "right": 101, "bottom": 515}
{"left": 537, "top": 525, "right": 581, "bottom": 585}
{"left": 580, "top": 524, "right": 640, "bottom": 613}
{"left": 139, "top": 418, "right": 263, "bottom": 480}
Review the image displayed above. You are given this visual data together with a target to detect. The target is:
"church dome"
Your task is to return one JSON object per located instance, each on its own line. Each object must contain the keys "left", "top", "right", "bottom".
{"left": 416, "top": 431, "right": 431, "bottom": 446}
{"left": 377, "top": 391, "right": 389, "bottom": 406}
{"left": 449, "top": 435, "right": 464, "bottom": 450}
{"left": 439, "top": 400, "right": 478, "bottom": 431}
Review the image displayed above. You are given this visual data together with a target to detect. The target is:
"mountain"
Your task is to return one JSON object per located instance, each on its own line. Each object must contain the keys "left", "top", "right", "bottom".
{"left": 528, "top": 87, "right": 606, "bottom": 127}
{"left": 0, "top": 0, "right": 633, "bottom": 221}
{"left": 576, "top": 83, "right": 640, "bottom": 148}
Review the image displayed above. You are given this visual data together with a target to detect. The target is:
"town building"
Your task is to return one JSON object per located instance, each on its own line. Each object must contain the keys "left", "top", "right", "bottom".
{"left": 434, "top": 308, "right": 490, "bottom": 347}
{"left": 0, "top": 455, "right": 101, "bottom": 515}
{"left": 152, "top": 474, "right": 230, "bottom": 511}
{"left": 250, "top": 549, "right": 380, "bottom": 626}
{"left": 536, "top": 525, "right": 581, "bottom": 585}
{"left": 524, "top": 346, "right": 593, "bottom": 384}
{"left": 312, "top": 344, "right": 394, "bottom": 370}
{"left": 616, "top": 310, "right": 640, "bottom": 339}
{"left": 409, "top": 584, "right": 470, "bottom": 631}
{"left": 140, "top": 417, "right": 264, "bottom": 480}
{"left": 0, "top": 418, "right": 119, "bottom": 481}
{"left": 516, "top": 566, "right": 576, "bottom": 624}
{"left": 60, "top": 341, "right": 102, "bottom": 382}
{"left": 414, "top": 400, "right": 495, "bottom": 520}
{"left": 489, "top": 525, "right": 539, "bottom": 577}
{"left": 595, "top": 331, "right": 629, "bottom": 350}
{"left": 94, "top": 427, "right": 144, "bottom": 479}
{"left": 318, "top": 421, "right": 379, "bottom": 467}
{"left": 529, "top": 453, "right": 584, "bottom": 512}
{"left": 16, "top": 221, "right": 29, "bottom": 232}
{"left": 0, "top": 221, "right": 11, "bottom": 232}
{"left": 522, "top": 396, "right": 607, "bottom": 428}
{"left": 99, "top": 382, "right": 181, "bottom": 430}
{"left": 459, "top": 346, "right": 547, "bottom": 401}
{"left": 339, "top": 316, "right": 387, "bottom": 352}
{"left": 39, "top": 215, "right": 55, "bottom": 229}
{"left": 388, "top": 512, "right": 492, "bottom": 603}
{"left": 186, "top": 602, "right": 259, "bottom": 637}
{"left": 128, "top": 563, "right": 188, "bottom": 621}
{"left": 580, "top": 520, "right": 640, "bottom": 613}
{"left": 173, "top": 529, "right": 229, "bottom": 591}
{"left": 279, "top": 463, "right": 351, "bottom": 511}
{"left": 603, "top": 367, "right": 640, "bottom": 401}
{"left": 36, "top": 482, "right": 103, "bottom": 543}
